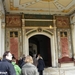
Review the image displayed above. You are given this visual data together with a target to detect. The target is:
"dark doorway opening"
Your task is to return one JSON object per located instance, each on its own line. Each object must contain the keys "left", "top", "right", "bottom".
{"left": 29, "top": 35, "right": 52, "bottom": 67}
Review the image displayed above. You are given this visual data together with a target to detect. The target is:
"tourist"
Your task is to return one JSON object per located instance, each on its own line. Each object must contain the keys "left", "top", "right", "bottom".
{"left": 33, "top": 54, "right": 38, "bottom": 67}
{"left": 18, "top": 54, "right": 26, "bottom": 68}
{"left": 37, "top": 54, "right": 45, "bottom": 75}
{"left": 12, "top": 56, "right": 21, "bottom": 75}
{"left": 21, "top": 55, "right": 39, "bottom": 75}
{"left": 0, "top": 51, "right": 16, "bottom": 75}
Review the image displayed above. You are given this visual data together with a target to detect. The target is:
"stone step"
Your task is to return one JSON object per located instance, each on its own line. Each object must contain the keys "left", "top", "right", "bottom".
{"left": 43, "top": 67, "right": 75, "bottom": 75}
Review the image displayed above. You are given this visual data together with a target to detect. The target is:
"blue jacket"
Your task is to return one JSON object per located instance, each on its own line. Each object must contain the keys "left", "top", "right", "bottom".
{"left": 0, "top": 59, "right": 16, "bottom": 75}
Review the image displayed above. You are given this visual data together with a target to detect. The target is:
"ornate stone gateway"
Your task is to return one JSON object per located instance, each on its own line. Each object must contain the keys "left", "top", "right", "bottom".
{"left": 23, "top": 27, "right": 57, "bottom": 67}
{"left": 5, "top": 14, "right": 74, "bottom": 68}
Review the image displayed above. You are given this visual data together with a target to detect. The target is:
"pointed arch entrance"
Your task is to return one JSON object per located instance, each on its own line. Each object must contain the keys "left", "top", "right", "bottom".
{"left": 29, "top": 34, "right": 52, "bottom": 67}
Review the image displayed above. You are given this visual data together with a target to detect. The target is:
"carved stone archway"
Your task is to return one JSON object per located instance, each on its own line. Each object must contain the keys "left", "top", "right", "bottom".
{"left": 23, "top": 27, "right": 57, "bottom": 67}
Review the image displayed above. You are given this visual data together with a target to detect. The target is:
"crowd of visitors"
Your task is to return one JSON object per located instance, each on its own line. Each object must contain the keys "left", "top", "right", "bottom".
{"left": 0, "top": 51, "right": 45, "bottom": 75}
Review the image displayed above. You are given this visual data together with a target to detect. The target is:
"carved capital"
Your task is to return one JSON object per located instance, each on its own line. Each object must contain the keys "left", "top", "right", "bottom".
{"left": 1, "top": 22, "right": 5, "bottom": 28}
{"left": 0, "top": 11, "right": 5, "bottom": 19}
{"left": 70, "top": 24, "right": 75, "bottom": 30}
{"left": 22, "top": 19, "right": 25, "bottom": 26}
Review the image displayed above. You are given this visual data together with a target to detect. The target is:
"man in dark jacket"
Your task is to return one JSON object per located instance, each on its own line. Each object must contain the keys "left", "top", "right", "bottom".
{"left": 0, "top": 51, "right": 16, "bottom": 75}
{"left": 37, "top": 54, "right": 45, "bottom": 75}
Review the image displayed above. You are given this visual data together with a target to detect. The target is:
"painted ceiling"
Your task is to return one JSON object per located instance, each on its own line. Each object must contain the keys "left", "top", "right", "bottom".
{"left": 3, "top": 0, "right": 75, "bottom": 15}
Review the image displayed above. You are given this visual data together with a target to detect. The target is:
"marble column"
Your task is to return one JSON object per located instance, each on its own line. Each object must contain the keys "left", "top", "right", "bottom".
{"left": 0, "top": 12, "right": 2, "bottom": 57}
{"left": 1, "top": 22, "right": 5, "bottom": 56}
{"left": 24, "top": 35, "right": 29, "bottom": 56}
{"left": 71, "top": 15, "right": 75, "bottom": 59}
{"left": 22, "top": 21, "right": 29, "bottom": 56}
{"left": 53, "top": 20, "right": 58, "bottom": 67}
{"left": 22, "top": 18, "right": 26, "bottom": 55}
{"left": 71, "top": 23, "right": 75, "bottom": 59}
